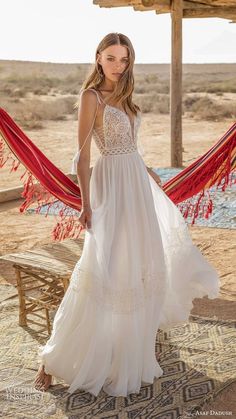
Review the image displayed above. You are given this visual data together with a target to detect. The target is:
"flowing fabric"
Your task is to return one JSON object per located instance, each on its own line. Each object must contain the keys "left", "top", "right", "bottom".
{"left": 34, "top": 88, "right": 220, "bottom": 397}
{"left": 0, "top": 106, "right": 235, "bottom": 241}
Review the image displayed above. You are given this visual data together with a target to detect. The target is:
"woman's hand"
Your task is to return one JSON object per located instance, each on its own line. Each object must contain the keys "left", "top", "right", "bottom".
{"left": 79, "top": 206, "right": 92, "bottom": 229}
{"left": 147, "top": 167, "right": 163, "bottom": 189}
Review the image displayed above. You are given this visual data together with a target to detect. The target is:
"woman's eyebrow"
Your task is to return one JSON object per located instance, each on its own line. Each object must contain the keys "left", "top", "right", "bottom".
{"left": 107, "top": 54, "right": 128, "bottom": 58}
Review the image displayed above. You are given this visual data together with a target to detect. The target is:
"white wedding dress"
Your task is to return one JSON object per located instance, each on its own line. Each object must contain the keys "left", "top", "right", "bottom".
{"left": 37, "top": 88, "right": 220, "bottom": 397}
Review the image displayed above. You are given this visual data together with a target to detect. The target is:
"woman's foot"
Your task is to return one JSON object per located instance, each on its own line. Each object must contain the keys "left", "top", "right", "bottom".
{"left": 34, "top": 364, "right": 52, "bottom": 391}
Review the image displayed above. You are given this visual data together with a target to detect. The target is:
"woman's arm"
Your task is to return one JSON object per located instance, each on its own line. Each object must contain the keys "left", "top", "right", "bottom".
{"left": 76, "top": 90, "right": 98, "bottom": 227}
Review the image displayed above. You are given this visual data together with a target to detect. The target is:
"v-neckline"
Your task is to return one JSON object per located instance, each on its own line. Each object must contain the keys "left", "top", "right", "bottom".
{"left": 93, "top": 89, "right": 138, "bottom": 142}
{"left": 104, "top": 104, "right": 136, "bottom": 142}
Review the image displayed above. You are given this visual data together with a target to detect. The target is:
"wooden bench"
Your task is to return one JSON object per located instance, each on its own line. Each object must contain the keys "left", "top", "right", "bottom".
{"left": 0, "top": 237, "right": 85, "bottom": 335}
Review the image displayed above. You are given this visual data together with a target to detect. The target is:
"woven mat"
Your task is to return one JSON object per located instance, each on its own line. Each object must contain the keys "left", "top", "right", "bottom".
{"left": 0, "top": 284, "right": 235, "bottom": 419}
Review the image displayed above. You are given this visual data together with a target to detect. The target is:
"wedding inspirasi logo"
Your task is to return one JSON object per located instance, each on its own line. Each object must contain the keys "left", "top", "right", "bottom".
{"left": 5, "top": 385, "right": 51, "bottom": 402}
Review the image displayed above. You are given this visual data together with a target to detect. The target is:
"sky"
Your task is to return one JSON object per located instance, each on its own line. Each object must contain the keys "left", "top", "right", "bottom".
{"left": 1, "top": 0, "right": 236, "bottom": 64}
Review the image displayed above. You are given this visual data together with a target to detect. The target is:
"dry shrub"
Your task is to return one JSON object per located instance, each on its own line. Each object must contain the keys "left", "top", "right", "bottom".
{"left": 156, "top": 96, "right": 169, "bottom": 114}
{"left": 183, "top": 77, "right": 236, "bottom": 94}
{"left": 136, "top": 93, "right": 154, "bottom": 113}
{"left": 206, "top": 80, "right": 236, "bottom": 94}
{"left": 144, "top": 74, "right": 159, "bottom": 84}
{"left": 135, "top": 85, "right": 146, "bottom": 94}
{"left": 189, "top": 96, "right": 236, "bottom": 121}
{"left": 18, "top": 117, "right": 43, "bottom": 130}
{"left": 135, "top": 81, "right": 169, "bottom": 95}
{"left": 1, "top": 65, "right": 236, "bottom": 124}
{"left": 135, "top": 92, "right": 169, "bottom": 114}
{"left": 10, "top": 88, "right": 26, "bottom": 98}
{"left": 183, "top": 95, "right": 202, "bottom": 110}
{"left": 0, "top": 74, "right": 59, "bottom": 97}
{"left": 0, "top": 72, "right": 82, "bottom": 97}
{"left": 0, "top": 96, "right": 78, "bottom": 129}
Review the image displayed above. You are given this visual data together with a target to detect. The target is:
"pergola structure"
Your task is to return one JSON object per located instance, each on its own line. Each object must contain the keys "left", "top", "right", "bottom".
{"left": 93, "top": 0, "right": 236, "bottom": 167}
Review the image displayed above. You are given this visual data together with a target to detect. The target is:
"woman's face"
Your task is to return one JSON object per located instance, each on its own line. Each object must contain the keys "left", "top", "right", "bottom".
{"left": 97, "top": 44, "right": 129, "bottom": 82}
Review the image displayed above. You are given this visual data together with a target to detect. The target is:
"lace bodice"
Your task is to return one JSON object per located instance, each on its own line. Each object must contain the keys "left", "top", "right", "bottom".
{"left": 92, "top": 103, "right": 142, "bottom": 156}
{"left": 70, "top": 88, "right": 142, "bottom": 174}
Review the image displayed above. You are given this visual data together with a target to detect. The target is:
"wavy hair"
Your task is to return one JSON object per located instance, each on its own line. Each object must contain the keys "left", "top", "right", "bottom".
{"left": 75, "top": 32, "right": 140, "bottom": 115}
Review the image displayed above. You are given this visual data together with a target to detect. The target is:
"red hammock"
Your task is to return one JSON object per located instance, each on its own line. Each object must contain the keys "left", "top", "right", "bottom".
{"left": 0, "top": 107, "right": 235, "bottom": 241}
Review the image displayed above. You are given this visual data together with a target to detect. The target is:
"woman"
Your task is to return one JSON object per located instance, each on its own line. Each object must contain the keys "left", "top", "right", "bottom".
{"left": 34, "top": 33, "right": 220, "bottom": 397}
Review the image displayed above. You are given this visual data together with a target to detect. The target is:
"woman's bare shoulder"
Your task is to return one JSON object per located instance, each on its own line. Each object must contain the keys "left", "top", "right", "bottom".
{"left": 80, "top": 88, "right": 97, "bottom": 100}
{"left": 79, "top": 88, "right": 98, "bottom": 111}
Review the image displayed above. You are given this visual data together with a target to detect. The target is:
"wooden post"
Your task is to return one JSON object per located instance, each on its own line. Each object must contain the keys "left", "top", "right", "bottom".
{"left": 170, "top": 0, "right": 183, "bottom": 167}
{"left": 15, "top": 268, "right": 27, "bottom": 326}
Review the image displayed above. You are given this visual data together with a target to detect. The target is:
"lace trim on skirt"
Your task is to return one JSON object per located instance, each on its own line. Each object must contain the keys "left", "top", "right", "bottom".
{"left": 69, "top": 264, "right": 166, "bottom": 314}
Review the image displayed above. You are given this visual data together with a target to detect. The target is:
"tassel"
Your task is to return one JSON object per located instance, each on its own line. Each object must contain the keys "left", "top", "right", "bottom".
{"left": 70, "top": 150, "right": 81, "bottom": 175}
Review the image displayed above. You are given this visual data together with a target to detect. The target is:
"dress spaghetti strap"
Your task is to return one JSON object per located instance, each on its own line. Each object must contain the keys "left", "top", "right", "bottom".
{"left": 87, "top": 88, "right": 106, "bottom": 106}
{"left": 70, "top": 88, "right": 101, "bottom": 175}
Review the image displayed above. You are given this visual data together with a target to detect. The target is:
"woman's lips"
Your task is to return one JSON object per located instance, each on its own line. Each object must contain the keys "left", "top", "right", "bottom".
{"left": 112, "top": 73, "right": 122, "bottom": 76}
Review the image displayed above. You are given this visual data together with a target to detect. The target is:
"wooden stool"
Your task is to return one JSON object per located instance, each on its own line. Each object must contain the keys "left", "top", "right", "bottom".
{"left": 0, "top": 237, "right": 85, "bottom": 335}
{"left": 14, "top": 264, "right": 70, "bottom": 335}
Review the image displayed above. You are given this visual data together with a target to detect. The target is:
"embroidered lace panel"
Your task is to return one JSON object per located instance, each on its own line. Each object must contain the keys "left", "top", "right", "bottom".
{"left": 69, "top": 262, "right": 166, "bottom": 314}
{"left": 67, "top": 224, "right": 195, "bottom": 314}
{"left": 93, "top": 104, "right": 142, "bottom": 156}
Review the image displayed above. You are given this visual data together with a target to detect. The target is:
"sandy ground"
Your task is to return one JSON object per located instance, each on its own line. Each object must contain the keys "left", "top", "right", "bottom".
{"left": 0, "top": 113, "right": 235, "bottom": 414}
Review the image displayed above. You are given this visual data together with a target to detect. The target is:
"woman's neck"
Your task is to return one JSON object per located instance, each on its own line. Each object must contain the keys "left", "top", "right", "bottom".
{"left": 98, "top": 79, "right": 117, "bottom": 92}
{"left": 99, "top": 89, "right": 113, "bottom": 92}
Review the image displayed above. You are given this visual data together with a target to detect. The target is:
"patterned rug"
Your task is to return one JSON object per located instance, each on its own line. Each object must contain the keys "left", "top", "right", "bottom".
{"left": 0, "top": 284, "right": 235, "bottom": 419}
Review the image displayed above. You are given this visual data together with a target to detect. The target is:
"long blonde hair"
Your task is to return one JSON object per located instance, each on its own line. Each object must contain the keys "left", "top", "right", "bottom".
{"left": 75, "top": 32, "right": 140, "bottom": 115}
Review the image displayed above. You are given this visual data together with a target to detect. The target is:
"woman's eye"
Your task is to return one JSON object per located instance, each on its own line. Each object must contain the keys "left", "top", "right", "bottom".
{"left": 107, "top": 58, "right": 128, "bottom": 63}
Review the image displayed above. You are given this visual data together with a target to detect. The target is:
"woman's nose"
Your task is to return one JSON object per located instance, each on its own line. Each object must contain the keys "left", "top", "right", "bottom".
{"left": 114, "top": 63, "right": 123, "bottom": 70}
{"left": 114, "top": 67, "right": 123, "bottom": 73}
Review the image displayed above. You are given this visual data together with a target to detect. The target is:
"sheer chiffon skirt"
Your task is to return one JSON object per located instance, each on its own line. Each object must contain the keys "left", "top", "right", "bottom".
{"left": 38, "top": 150, "right": 220, "bottom": 397}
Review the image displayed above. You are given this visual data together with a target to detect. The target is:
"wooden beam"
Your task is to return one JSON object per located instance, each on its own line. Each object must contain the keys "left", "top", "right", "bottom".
{"left": 170, "top": 0, "right": 183, "bottom": 167}
{"left": 94, "top": 0, "right": 236, "bottom": 11}
{"left": 93, "top": 0, "right": 236, "bottom": 16}
{"left": 192, "top": 0, "right": 236, "bottom": 6}
{"left": 141, "top": 0, "right": 155, "bottom": 5}
{"left": 183, "top": 0, "right": 218, "bottom": 8}
{"left": 183, "top": 7, "right": 236, "bottom": 18}
{"left": 93, "top": 0, "right": 137, "bottom": 7}
{"left": 134, "top": 4, "right": 170, "bottom": 12}
{"left": 136, "top": 1, "right": 218, "bottom": 13}
{"left": 0, "top": 186, "right": 24, "bottom": 203}
{"left": 141, "top": 0, "right": 169, "bottom": 6}
{"left": 155, "top": 7, "right": 236, "bottom": 20}
{"left": 0, "top": 173, "right": 78, "bottom": 203}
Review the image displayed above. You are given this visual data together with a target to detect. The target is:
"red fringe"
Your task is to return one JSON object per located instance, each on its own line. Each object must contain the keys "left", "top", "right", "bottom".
{"left": 173, "top": 129, "right": 236, "bottom": 224}
{"left": 0, "top": 112, "right": 235, "bottom": 241}
{"left": 0, "top": 137, "right": 85, "bottom": 241}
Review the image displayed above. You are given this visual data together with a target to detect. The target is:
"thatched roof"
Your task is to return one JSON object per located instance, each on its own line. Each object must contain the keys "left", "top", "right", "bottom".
{"left": 93, "top": 1, "right": 236, "bottom": 23}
